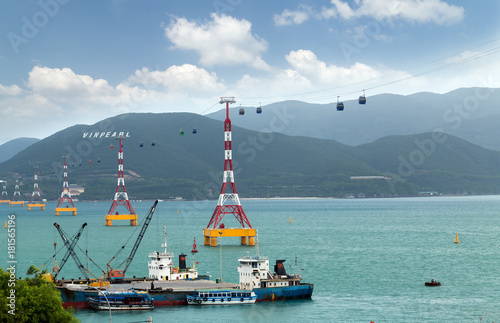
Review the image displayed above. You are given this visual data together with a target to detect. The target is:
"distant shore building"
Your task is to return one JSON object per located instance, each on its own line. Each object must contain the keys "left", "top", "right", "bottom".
{"left": 419, "top": 191, "right": 439, "bottom": 196}
{"left": 350, "top": 176, "right": 392, "bottom": 180}
{"left": 69, "top": 184, "right": 85, "bottom": 196}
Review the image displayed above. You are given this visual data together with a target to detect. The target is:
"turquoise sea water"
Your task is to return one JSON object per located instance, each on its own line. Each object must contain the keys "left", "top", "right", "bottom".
{"left": 2, "top": 195, "right": 500, "bottom": 322}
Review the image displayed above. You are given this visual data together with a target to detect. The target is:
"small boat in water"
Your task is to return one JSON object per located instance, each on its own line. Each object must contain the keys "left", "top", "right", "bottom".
{"left": 186, "top": 289, "right": 257, "bottom": 305}
{"left": 425, "top": 279, "right": 441, "bottom": 287}
{"left": 88, "top": 290, "right": 154, "bottom": 310}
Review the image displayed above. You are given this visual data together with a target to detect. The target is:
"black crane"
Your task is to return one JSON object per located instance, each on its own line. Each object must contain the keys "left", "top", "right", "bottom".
{"left": 106, "top": 200, "right": 158, "bottom": 280}
{"left": 53, "top": 222, "right": 88, "bottom": 280}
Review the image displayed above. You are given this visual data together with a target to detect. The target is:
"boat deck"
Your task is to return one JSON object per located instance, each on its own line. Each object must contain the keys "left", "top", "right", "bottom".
{"left": 60, "top": 279, "right": 239, "bottom": 293}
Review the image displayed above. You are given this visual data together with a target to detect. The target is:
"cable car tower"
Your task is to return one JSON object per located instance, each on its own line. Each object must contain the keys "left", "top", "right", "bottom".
{"left": 105, "top": 135, "right": 137, "bottom": 226}
{"left": 203, "top": 97, "right": 256, "bottom": 247}
{"left": 27, "top": 167, "right": 45, "bottom": 210}
{"left": 9, "top": 180, "right": 24, "bottom": 207}
{"left": 55, "top": 156, "right": 77, "bottom": 215}
{"left": 0, "top": 181, "right": 9, "bottom": 204}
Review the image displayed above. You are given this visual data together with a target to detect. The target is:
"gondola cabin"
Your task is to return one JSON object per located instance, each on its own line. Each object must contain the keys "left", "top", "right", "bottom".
{"left": 358, "top": 95, "right": 366, "bottom": 104}
{"left": 256, "top": 107, "right": 262, "bottom": 114}
{"left": 140, "top": 142, "right": 144, "bottom": 147}
{"left": 337, "top": 96, "right": 344, "bottom": 111}
{"left": 180, "top": 129, "right": 185, "bottom": 136}
{"left": 110, "top": 144, "right": 114, "bottom": 149}
{"left": 192, "top": 128, "right": 197, "bottom": 134}
{"left": 151, "top": 141, "right": 155, "bottom": 146}
{"left": 239, "top": 108, "right": 245, "bottom": 115}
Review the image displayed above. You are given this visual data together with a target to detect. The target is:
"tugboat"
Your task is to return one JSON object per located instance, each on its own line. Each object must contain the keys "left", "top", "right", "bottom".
{"left": 186, "top": 289, "right": 257, "bottom": 305}
{"left": 88, "top": 290, "right": 154, "bottom": 310}
{"left": 148, "top": 225, "right": 199, "bottom": 281}
{"left": 237, "top": 253, "right": 314, "bottom": 301}
{"left": 425, "top": 279, "right": 441, "bottom": 287}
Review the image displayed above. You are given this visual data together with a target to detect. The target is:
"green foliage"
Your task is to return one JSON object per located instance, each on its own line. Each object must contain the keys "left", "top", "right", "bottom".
{"left": 0, "top": 265, "right": 79, "bottom": 323}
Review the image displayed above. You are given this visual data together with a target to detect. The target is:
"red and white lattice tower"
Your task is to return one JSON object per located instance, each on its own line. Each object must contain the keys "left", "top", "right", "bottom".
{"left": 12, "top": 180, "right": 21, "bottom": 201}
{"left": 56, "top": 156, "right": 75, "bottom": 208}
{"left": 28, "top": 167, "right": 45, "bottom": 210}
{"left": 9, "top": 179, "right": 24, "bottom": 206}
{"left": 207, "top": 97, "right": 252, "bottom": 230}
{"left": 29, "top": 169, "right": 43, "bottom": 203}
{"left": 105, "top": 136, "right": 136, "bottom": 226}
{"left": 55, "top": 156, "right": 76, "bottom": 215}
{"left": 0, "top": 181, "right": 9, "bottom": 202}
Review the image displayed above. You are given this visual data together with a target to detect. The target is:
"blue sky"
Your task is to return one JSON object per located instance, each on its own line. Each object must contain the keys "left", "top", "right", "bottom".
{"left": 1, "top": 0, "right": 499, "bottom": 143}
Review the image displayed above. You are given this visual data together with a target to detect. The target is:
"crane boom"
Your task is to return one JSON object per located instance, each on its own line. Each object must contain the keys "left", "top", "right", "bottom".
{"left": 53, "top": 222, "right": 88, "bottom": 280}
{"left": 107, "top": 200, "right": 158, "bottom": 279}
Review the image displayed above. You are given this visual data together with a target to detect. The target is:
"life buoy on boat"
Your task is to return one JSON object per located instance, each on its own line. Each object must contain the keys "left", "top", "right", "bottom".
{"left": 240, "top": 298, "right": 244, "bottom": 302}
{"left": 187, "top": 299, "right": 192, "bottom": 303}
{"left": 203, "top": 297, "right": 207, "bottom": 302}
{"left": 228, "top": 298, "right": 231, "bottom": 302}
{"left": 221, "top": 299, "right": 224, "bottom": 302}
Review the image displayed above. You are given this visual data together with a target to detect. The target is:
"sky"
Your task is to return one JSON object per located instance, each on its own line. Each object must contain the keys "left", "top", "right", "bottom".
{"left": 1, "top": 0, "right": 499, "bottom": 144}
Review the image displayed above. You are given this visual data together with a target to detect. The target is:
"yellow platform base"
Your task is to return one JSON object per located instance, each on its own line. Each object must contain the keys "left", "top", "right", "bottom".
{"left": 55, "top": 207, "right": 77, "bottom": 216}
{"left": 203, "top": 228, "right": 256, "bottom": 247}
{"left": 105, "top": 214, "right": 137, "bottom": 226}
{"left": 28, "top": 203, "right": 45, "bottom": 210}
{"left": 10, "top": 201, "right": 24, "bottom": 207}
{"left": 0, "top": 200, "right": 10, "bottom": 205}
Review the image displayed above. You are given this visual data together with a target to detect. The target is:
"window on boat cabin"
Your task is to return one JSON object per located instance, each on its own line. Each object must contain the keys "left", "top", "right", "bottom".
{"left": 252, "top": 262, "right": 257, "bottom": 268}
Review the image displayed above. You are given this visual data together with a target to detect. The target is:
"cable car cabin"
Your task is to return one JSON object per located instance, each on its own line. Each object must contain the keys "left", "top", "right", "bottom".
{"left": 192, "top": 128, "right": 197, "bottom": 134}
{"left": 151, "top": 141, "right": 155, "bottom": 147}
{"left": 89, "top": 160, "right": 92, "bottom": 165}
{"left": 97, "top": 158, "right": 101, "bottom": 163}
{"left": 239, "top": 108, "right": 245, "bottom": 115}
{"left": 337, "top": 102, "right": 344, "bottom": 111}
{"left": 180, "top": 130, "right": 185, "bottom": 136}
{"left": 358, "top": 96, "right": 366, "bottom": 104}
{"left": 140, "top": 142, "right": 144, "bottom": 147}
{"left": 110, "top": 144, "right": 114, "bottom": 149}
{"left": 256, "top": 107, "right": 262, "bottom": 114}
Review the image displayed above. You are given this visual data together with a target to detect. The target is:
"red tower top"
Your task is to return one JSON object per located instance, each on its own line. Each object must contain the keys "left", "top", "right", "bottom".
{"left": 206, "top": 97, "right": 252, "bottom": 229}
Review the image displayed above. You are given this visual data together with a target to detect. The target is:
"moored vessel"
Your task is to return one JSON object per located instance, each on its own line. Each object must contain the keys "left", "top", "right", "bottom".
{"left": 88, "top": 290, "right": 154, "bottom": 310}
{"left": 238, "top": 254, "right": 314, "bottom": 301}
{"left": 186, "top": 289, "right": 257, "bottom": 305}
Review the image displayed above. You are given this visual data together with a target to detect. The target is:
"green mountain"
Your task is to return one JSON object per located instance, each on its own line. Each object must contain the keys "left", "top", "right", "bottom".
{"left": 207, "top": 88, "right": 500, "bottom": 150}
{"left": 0, "top": 137, "right": 39, "bottom": 163}
{"left": 0, "top": 113, "right": 498, "bottom": 200}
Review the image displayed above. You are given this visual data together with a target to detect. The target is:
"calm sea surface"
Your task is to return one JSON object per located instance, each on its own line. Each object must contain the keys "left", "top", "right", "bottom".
{"left": 2, "top": 196, "right": 500, "bottom": 322}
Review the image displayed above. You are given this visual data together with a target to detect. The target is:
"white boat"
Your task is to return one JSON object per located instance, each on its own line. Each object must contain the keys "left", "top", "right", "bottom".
{"left": 186, "top": 289, "right": 257, "bottom": 305}
{"left": 148, "top": 225, "right": 198, "bottom": 281}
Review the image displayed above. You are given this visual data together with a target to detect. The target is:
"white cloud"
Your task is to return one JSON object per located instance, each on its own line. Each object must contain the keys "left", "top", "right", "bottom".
{"left": 128, "top": 64, "right": 225, "bottom": 95}
{"left": 164, "top": 13, "right": 270, "bottom": 70}
{"left": 274, "top": 7, "right": 311, "bottom": 26}
{"left": 285, "top": 49, "right": 409, "bottom": 86}
{"left": 27, "top": 66, "right": 116, "bottom": 106}
{"left": 0, "top": 84, "right": 22, "bottom": 96}
{"left": 324, "top": 0, "right": 465, "bottom": 25}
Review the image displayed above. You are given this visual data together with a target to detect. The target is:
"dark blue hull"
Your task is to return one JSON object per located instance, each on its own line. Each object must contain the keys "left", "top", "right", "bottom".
{"left": 254, "top": 283, "right": 314, "bottom": 301}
